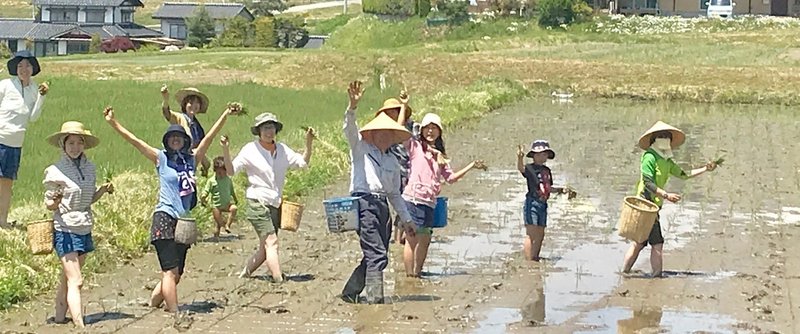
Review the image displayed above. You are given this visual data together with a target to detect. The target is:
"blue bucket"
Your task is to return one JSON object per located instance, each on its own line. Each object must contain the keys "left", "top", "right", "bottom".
{"left": 322, "top": 196, "right": 360, "bottom": 233}
{"left": 432, "top": 196, "right": 448, "bottom": 228}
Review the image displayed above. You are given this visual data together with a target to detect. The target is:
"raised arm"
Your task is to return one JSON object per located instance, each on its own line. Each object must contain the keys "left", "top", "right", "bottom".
{"left": 302, "top": 127, "right": 315, "bottom": 164}
{"left": 516, "top": 145, "right": 525, "bottom": 175}
{"left": 161, "top": 84, "right": 174, "bottom": 121}
{"left": 344, "top": 80, "right": 364, "bottom": 147}
{"left": 29, "top": 81, "right": 48, "bottom": 122}
{"left": 194, "top": 105, "right": 237, "bottom": 165}
{"left": 221, "top": 135, "right": 235, "bottom": 177}
{"left": 104, "top": 107, "right": 158, "bottom": 164}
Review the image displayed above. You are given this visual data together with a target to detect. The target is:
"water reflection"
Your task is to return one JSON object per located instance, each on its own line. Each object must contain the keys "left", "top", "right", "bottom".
{"left": 576, "top": 306, "right": 738, "bottom": 333}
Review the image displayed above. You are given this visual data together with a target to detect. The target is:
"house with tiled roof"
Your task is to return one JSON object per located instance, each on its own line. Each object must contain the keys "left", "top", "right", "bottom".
{"left": 152, "top": 2, "right": 254, "bottom": 40}
{"left": 0, "top": 0, "right": 169, "bottom": 56}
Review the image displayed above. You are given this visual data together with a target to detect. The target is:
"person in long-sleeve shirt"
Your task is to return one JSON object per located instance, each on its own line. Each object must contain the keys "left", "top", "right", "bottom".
{"left": 0, "top": 51, "right": 49, "bottom": 228}
{"left": 340, "top": 80, "right": 415, "bottom": 305}
{"left": 622, "top": 121, "right": 717, "bottom": 278}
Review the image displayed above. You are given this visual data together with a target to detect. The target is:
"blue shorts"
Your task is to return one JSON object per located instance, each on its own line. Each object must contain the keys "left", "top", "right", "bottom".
{"left": 54, "top": 230, "right": 95, "bottom": 258}
{"left": 523, "top": 198, "right": 548, "bottom": 227}
{"left": 405, "top": 201, "right": 434, "bottom": 235}
{"left": 0, "top": 143, "right": 21, "bottom": 180}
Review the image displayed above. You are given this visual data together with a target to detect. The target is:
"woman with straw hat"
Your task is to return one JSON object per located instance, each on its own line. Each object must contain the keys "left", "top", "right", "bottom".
{"left": 43, "top": 121, "right": 113, "bottom": 327}
{"left": 104, "top": 102, "right": 237, "bottom": 314}
{"left": 621, "top": 121, "right": 717, "bottom": 278}
{"left": 0, "top": 51, "right": 49, "bottom": 229}
{"left": 221, "top": 112, "right": 316, "bottom": 283}
{"left": 160, "top": 85, "right": 211, "bottom": 176}
{"left": 402, "top": 112, "right": 486, "bottom": 277}
{"left": 340, "top": 81, "right": 416, "bottom": 304}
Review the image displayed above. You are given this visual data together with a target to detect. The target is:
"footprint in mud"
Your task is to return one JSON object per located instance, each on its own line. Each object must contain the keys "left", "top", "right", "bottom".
{"left": 172, "top": 312, "right": 194, "bottom": 332}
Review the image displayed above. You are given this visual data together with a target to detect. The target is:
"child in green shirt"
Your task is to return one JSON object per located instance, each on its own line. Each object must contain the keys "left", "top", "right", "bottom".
{"left": 201, "top": 157, "right": 238, "bottom": 238}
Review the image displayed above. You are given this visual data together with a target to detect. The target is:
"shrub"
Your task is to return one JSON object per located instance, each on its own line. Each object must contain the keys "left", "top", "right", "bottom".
{"left": 214, "top": 16, "right": 255, "bottom": 47}
{"left": 0, "top": 43, "right": 10, "bottom": 59}
{"left": 100, "top": 36, "right": 136, "bottom": 53}
{"left": 416, "top": 0, "right": 432, "bottom": 17}
{"left": 88, "top": 34, "right": 101, "bottom": 54}
{"left": 254, "top": 16, "right": 276, "bottom": 47}
{"left": 186, "top": 5, "right": 216, "bottom": 47}
{"left": 435, "top": 0, "right": 469, "bottom": 23}
{"left": 274, "top": 17, "right": 309, "bottom": 48}
{"left": 362, "top": 0, "right": 416, "bottom": 16}
{"left": 537, "top": 0, "right": 591, "bottom": 27}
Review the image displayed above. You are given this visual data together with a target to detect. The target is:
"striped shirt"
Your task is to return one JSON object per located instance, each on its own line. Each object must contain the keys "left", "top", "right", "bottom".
{"left": 43, "top": 154, "right": 97, "bottom": 235}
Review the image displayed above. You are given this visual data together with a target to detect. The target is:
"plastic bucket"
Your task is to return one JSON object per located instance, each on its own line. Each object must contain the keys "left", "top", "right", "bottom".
{"left": 432, "top": 196, "right": 448, "bottom": 228}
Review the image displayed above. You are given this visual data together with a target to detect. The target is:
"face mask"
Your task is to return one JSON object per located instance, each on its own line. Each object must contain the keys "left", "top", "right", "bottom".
{"left": 652, "top": 137, "right": 673, "bottom": 158}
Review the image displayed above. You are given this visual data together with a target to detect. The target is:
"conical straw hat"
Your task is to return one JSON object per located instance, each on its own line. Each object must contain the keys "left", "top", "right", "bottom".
{"left": 638, "top": 121, "right": 685, "bottom": 150}
{"left": 359, "top": 113, "right": 411, "bottom": 145}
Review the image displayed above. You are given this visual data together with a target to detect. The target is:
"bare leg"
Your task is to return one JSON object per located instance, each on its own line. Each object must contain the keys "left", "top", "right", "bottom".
{"left": 650, "top": 243, "right": 664, "bottom": 277}
{"left": 531, "top": 226, "right": 545, "bottom": 261}
{"left": 403, "top": 234, "right": 418, "bottom": 276}
{"left": 0, "top": 178, "right": 13, "bottom": 226}
{"left": 149, "top": 281, "right": 164, "bottom": 308}
{"left": 523, "top": 225, "right": 536, "bottom": 261}
{"left": 225, "top": 204, "right": 237, "bottom": 232}
{"left": 414, "top": 234, "right": 431, "bottom": 275}
{"left": 264, "top": 233, "right": 283, "bottom": 282}
{"left": 241, "top": 237, "right": 267, "bottom": 278}
{"left": 152, "top": 268, "right": 181, "bottom": 313}
{"left": 212, "top": 208, "right": 224, "bottom": 238}
{"left": 622, "top": 242, "right": 646, "bottom": 273}
{"left": 61, "top": 253, "right": 86, "bottom": 327}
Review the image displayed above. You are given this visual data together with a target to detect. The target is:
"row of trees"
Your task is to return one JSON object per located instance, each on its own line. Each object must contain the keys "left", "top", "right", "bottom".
{"left": 362, "top": 0, "right": 593, "bottom": 27}
{"left": 185, "top": 1, "right": 308, "bottom": 49}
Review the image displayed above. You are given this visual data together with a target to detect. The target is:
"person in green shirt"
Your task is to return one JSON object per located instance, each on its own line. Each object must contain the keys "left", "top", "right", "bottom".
{"left": 201, "top": 156, "right": 238, "bottom": 238}
{"left": 622, "top": 121, "right": 717, "bottom": 278}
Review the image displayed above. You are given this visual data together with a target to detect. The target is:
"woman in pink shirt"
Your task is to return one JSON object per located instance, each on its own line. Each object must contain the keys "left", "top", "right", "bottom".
{"left": 402, "top": 113, "right": 486, "bottom": 278}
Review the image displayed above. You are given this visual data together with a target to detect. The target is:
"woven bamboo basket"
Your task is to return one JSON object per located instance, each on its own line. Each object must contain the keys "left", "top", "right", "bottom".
{"left": 175, "top": 218, "right": 198, "bottom": 245}
{"left": 616, "top": 196, "right": 659, "bottom": 243}
{"left": 280, "top": 201, "right": 304, "bottom": 232}
{"left": 27, "top": 219, "right": 54, "bottom": 255}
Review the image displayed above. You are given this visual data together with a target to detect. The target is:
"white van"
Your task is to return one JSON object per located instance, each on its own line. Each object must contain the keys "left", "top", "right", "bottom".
{"left": 706, "top": 0, "right": 735, "bottom": 18}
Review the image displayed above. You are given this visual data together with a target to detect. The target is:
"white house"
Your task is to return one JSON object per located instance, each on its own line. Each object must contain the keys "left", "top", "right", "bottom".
{"left": 152, "top": 2, "right": 255, "bottom": 40}
{"left": 0, "top": 0, "right": 165, "bottom": 56}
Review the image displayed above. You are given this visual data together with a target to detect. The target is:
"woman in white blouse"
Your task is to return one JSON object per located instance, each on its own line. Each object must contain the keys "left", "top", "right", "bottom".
{"left": 43, "top": 121, "right": 113, "bottom": 327}
{"left": 0, "top": 51, "right": 49, "bottom": 229}
{"left": 221, "top": 112, "right": 315, "bottom": 282}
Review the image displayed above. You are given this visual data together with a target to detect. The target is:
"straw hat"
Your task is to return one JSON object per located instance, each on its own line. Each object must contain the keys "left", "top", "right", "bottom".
{"left": 251, "top": 112, "right": 283, "bottom": 135}
{"left": 526, "top": 140, "right": 555, "bottom": 159}
{"left": 638, "top": 121, "right": 686, "bottom": 150}
{"left": 46, "top": 121, "right": 100, "bottom": 149}
{"left": 7, "top": 50, "right": 40, "bottom": 76}
{"left": 360, "top": 113, "right": 412, "bottom": 144}
{"left": 376, "top": 98, "right": 412, "bottom": 118}
{"left": 175, "top": 88, "right": 209, "bottom": 114}
{"left": 420, "top": 113, "right": 443, "bottom": 131}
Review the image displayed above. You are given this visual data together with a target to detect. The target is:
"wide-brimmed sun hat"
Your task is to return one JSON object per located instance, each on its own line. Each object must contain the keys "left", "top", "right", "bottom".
{"left": 175, "top": 87, "right": 209, "bottom": 114}
{"left": 375, "top": 98, "right": 412, "bottom": 118}
{"left": 419, "top": 113, "right": 443, "bottom": 131}
{"left": 526, "top": 140, "right": 555, "bottom": 159}
{"left": 360, "top": 113, "right": 412, "bottom": 145}
{"left": 7, "top": 50, "right": 40, "bottom": 77}
{"left": 46, "top": 121, "right": 100, "bottom": 149}
{"left": 638, "top": 121, "right": 686, "bottom": 150}
{"left": 251, "top": 112, "right": 284, "bottom": 135}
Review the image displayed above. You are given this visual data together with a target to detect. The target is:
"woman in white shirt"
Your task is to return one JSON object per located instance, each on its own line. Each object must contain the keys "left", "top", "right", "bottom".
{"left": 221, "top": 112, "right": 315, "bottom": 283}
{"left": 43, "top": 121, "right": 113, "bottom": 327}
{"left": 0, "top": 51, "right": 49, "bottom": 229}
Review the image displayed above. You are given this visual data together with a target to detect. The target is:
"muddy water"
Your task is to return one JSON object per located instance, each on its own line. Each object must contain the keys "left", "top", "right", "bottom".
{"left": 2, "top": 98, "right": 799, "bottom": 333}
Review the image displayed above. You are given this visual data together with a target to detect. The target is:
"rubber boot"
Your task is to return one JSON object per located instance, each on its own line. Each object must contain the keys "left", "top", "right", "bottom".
{"left": 365, "top": 271, "right": 385, "bottom": 304}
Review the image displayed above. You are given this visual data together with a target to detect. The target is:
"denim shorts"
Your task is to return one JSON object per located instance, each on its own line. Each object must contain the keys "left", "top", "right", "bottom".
{"left": 405, "top": 201, "right": 434, "bottom": 235}
{"left": 523, "top": 198, "right": 548, "bottom": 227}
{"left": 0, "top": 143, "right": 21, "bottom": 180}
{"left": 54, "top": 230, "right": 95, "bottom": 258}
